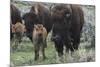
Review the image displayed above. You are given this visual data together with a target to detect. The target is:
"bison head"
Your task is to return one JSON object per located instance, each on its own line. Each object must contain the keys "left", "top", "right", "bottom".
{"left": 51, "top": 4, "right": 72, "bottom": 35}
{"left": 33, "top": 24, "right": 47, "bottom": 44}
{"left": 51, "top": 4, "right": 72, "bottom": 23}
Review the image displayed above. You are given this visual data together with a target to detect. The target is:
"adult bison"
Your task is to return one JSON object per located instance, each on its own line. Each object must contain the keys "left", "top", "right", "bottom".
{"left": 10, "top": 4, "right": 22, "bottom": 24}
{"left": 10, "top": 4, "right": 22, "bottom": 40}
{"left": 22, "top": 3, "right": 52, "bottom": 42}
{"left": 51, "top": 4, "right": 84, "bottom": 57}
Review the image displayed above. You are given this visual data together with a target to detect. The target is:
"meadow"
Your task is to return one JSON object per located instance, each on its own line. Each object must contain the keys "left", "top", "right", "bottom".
{"left": 10, "top": 1, "right": 95, "bottom": 66}
{"left": 10, "top": 33, "right": 95, "bottom": 66}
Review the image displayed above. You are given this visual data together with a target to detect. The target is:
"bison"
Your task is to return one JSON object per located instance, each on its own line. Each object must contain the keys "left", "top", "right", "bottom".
{"left": 32, "top": 24, "right": 47, "bottom": 60}
{"left": 10, "top": 4, "right": 22, "bottom": 40}
{"left": 11, "top": 22, "right": 26, "bottom": 51}
{"left": 10, "top": 4, "right": 22, "bottom": 24}
{"left": 51, "top": 4, "right": 84, "bottom": 57}
{"left": 22, "top": 3, "right": 52, "bottom": 42}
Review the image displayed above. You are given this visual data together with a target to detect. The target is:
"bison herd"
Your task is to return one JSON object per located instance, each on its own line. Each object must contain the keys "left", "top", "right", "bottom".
{"left": 10, "top": 3, "right": 84, "bottom": 61}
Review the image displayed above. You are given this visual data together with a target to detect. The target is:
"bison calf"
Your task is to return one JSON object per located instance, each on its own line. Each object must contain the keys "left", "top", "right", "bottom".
{"left": 32, "top": 24, "right": 47, "bottom": 60}
{"left": 11, "top": 22, "right": 26, "bottom": 51}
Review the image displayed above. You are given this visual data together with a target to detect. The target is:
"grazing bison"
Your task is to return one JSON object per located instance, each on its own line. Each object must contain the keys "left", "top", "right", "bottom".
{"left": 10, "top": 4, "right": 22, "bottom": 40}
{"left": 22, "top": 3, "right": 52, "bottom": 42}
{"left": 51, "top": 4, "right": 84, "bottom": 57}
{"left": 11, "top": 22, "right": 26, "bottom": 50}
{"left": 32, "top": 24, "right": 47, "bottom": 60}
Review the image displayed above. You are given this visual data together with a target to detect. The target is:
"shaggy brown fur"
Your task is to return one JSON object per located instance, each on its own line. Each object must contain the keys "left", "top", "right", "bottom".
{"left": 32, "top": 24, "right": 47, "bottom": 60}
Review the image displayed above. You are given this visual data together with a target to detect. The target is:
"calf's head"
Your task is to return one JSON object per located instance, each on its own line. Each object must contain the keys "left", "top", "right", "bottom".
{"left": 34, "top": 24, "right": 44, "bottom": 37}
{"left": 33, "top": 24, "right": 47, "bottom": 44}
{"left": 51, "top": 4, "right": 72, "bottom": 23}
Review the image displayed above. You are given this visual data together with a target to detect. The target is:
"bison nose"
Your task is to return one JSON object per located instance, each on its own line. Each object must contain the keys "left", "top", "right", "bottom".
{"left": 38, "top": 33, "right": 42, "bottom": 37}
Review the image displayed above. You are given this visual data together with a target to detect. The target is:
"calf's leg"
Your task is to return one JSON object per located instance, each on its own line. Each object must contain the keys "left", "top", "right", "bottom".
{"left": 34, "top": 44, "right": 39, "bottom": 61}
{"left": 41, "top": 42, "right": 47, "bottom": 60}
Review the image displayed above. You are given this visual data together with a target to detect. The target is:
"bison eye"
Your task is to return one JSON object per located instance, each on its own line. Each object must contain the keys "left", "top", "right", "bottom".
{"left": 65, "top": 13, "right": 71, "bottom": 18}
{"left": 36, "top": 28, "right": 38, "bottom": 31}
{"left": 41, "top": 28, "right": 43, "bottom": 31}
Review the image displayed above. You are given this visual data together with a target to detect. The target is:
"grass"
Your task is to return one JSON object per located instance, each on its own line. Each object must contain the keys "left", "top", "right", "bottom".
{"left": 10, "top": 38, "right": 95, "bottom": 66}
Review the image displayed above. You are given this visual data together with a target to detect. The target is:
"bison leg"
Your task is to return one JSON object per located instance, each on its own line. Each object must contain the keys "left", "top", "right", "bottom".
{"left": 41, "top": 41, "right": 47, "bottom": 60}
{"left": 64, "top": 34, "right": 74, "bottom": 53}
{"left": 41, "top": 46, "right": 46, "bottom": 60}
{"left": 17, "top": 36, "right": 22, "bottom": 45}
{"left": 52, "top": 35, "right": 64, "bottom": 57}
{"left": 10, "top": 32, "right": 14, "bottom": 40}
{"left": 34, "top": 45, "right": 39, "bottom": 61}
{"left": 65, "top": 41, "right": 74, "bottom": 53}
{"left": 54, "top": 41, "right": 64, "bottom": 63}
{"left": 73, "top": 35, "right": 80, "bottom": 50}
{"left": 15, "top": 32, "right": 23, "bottom": 43}
{"left": 26, "top": 32, "right": 33, "bottom": 42}
{"left": 44, "top": 39, "right": 47, "bottom": 48}
{"left": 13, "top": 39, "right": 19, "bottom": 51}
{"left": 43, "top": 48, "right": 46, "bottom": 60}
{"left": 54, "top": 41, "right": 64, "bottom": 57}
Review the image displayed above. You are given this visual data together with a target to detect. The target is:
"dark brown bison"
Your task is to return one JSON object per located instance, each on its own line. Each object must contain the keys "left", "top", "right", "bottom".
{"left": 11, "top": 22, "right": 26, "bottom": 51}
{"left": 32, "top": 24, "right": 47, "bottom": 60}
{"left": 51, "top": 4, "right": 84, "bottom": 57}
{"left": 10, "top": 4, "right": 22, "bottom": 40}
{"left": 10, "top": 4, "right": 22, "bottom": 24}
{"left": 22, "top": 3, "right": 52, "bottom": 42}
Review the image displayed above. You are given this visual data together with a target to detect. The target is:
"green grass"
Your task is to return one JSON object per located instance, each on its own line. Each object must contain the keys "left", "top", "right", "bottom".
{"left": 10, "top": 39, "right": 95, "bottom": 66}
{"left": 11, "top": 41, "right": 57, "bottom": 66}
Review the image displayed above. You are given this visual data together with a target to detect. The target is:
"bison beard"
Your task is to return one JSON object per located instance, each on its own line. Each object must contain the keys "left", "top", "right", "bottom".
{"left": 51, "top": 4, "right": 84, "bottom": 57}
